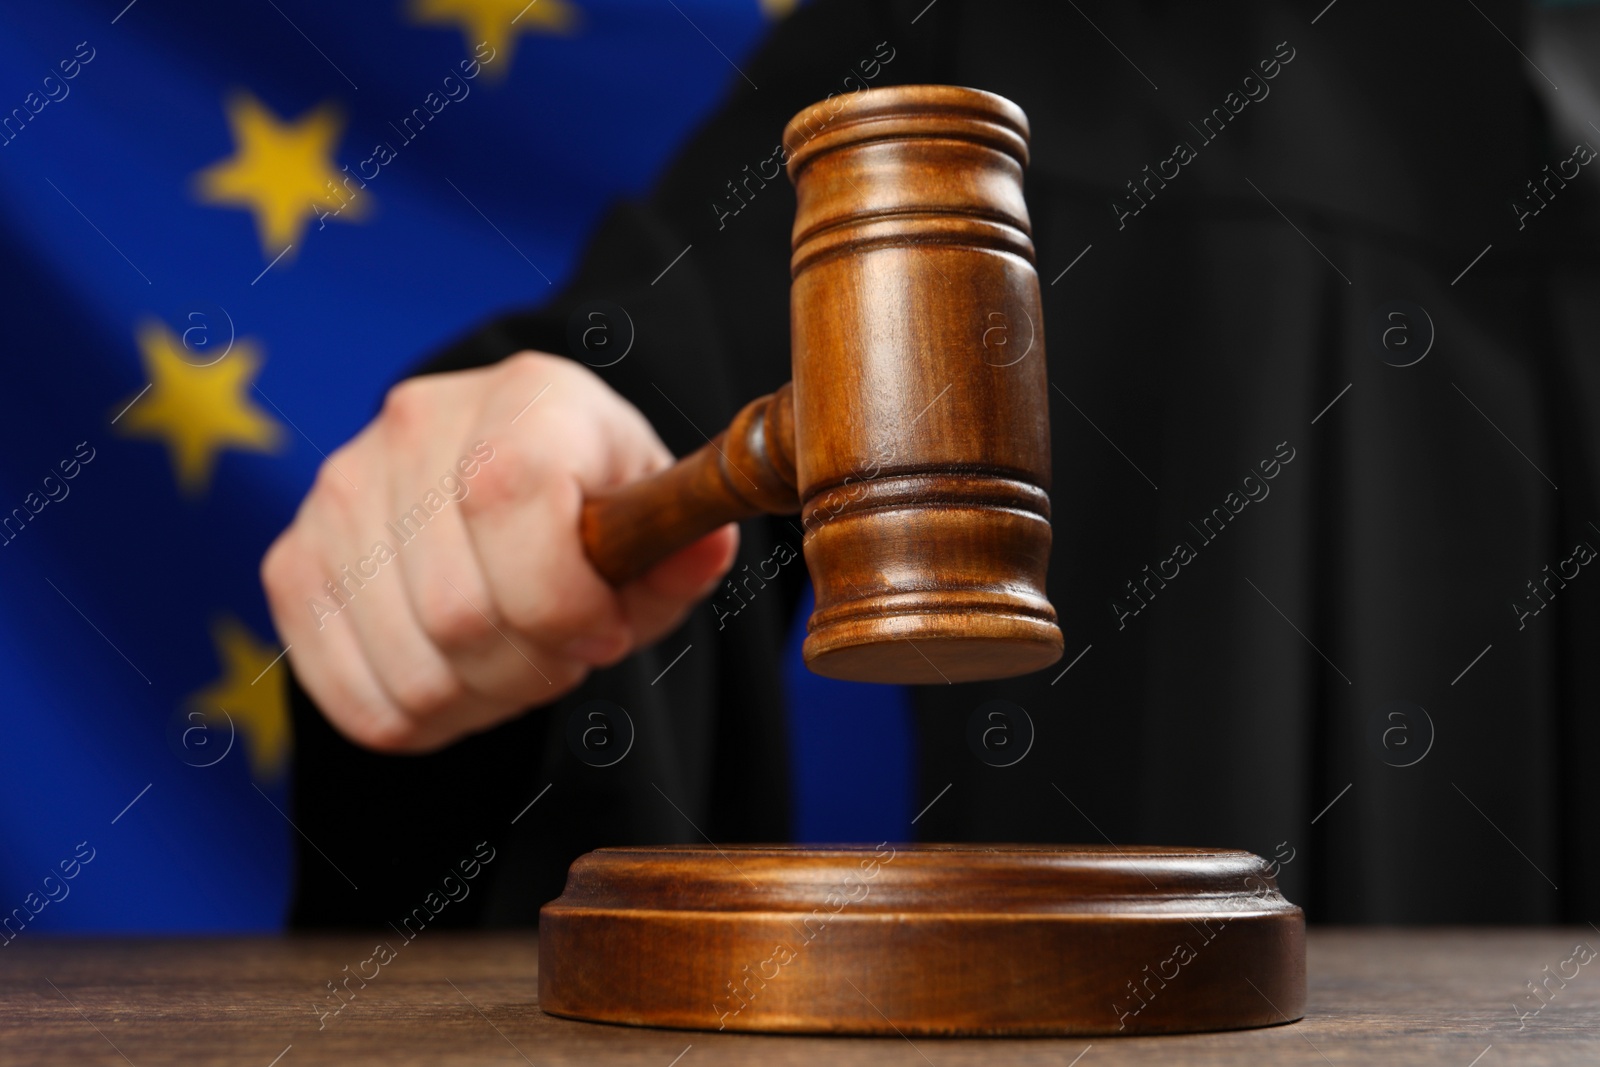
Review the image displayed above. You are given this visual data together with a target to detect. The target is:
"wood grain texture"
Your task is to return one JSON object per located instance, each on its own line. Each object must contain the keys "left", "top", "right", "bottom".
{"left": 784, "top": 85, "right": 1060, "bottom": 685}
{"left": 579, "top": 85, "right": 1064, "bottom": 683}
{"left": 2, "top": 929, "right": 1597, "bottom": 1065}
{"left": 580, "top": 385, "right": 799, "bottom": 585}
{"left": 539, "top": 844, "right": 1304, "bottom": 1035}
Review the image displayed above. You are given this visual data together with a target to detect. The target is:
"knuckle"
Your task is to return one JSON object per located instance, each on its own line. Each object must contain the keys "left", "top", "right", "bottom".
{"left": 311, "top": 448, "right": 361, "bottom": 507}
{"left": 501, "top": 598, "right": 555, "bottom": 637}
{"left": 259, "top": 535, "right": 295, "bottom": 602}
{"left": 387, "top": 663, "right": 465, "bottom": 720}
{"left": 500, "top": 349, "right": 569, "bottom": 386}
{"left": 499, "top": 355, "right": 608, "bottom": 433}
{"left": 509, "top": 657, "right": 589, "bottom": 708}
{"left": 505, "top": 588, "right": 612, "bottom": 643}
{"left": 459, "top": 445, "right": 550, "bottom": 516}
{"left": 544, "top": 663, "right": 591, "bottom": 701}
{"left": 352, "top": 713, "right": 427, "bottom": 754}
{"left": 415, "top": 580, "right": 497, "bottom": 649}
{"left": 379, "top": 377, "right": 434, "bottom": 433}
{"left": 261, "top": 532, "right": 319, "bottom": 613}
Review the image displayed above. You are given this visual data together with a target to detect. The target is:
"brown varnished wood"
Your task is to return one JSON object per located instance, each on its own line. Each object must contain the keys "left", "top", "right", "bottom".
{"left": 580, "top": 384, "right": 798, "bottom": 585}
{"left": 570, "top": 85, "right": 1298, "bottom": 1048}
{"left": 6, "top": 929, "right": 1596, "bottom": 1063}
{"left": 579, "top": 85, "right": 1063, "bottom": 682}
{"left": 538, "top": 844, "right": 1306, "bottom": 1036}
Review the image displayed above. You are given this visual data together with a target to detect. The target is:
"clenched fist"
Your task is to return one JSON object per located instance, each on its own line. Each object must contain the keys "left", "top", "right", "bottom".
{"left": 261, "top": 352, "right": 738, "bottom": 753}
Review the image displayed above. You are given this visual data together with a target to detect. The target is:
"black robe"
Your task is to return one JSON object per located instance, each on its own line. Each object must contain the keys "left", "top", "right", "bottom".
{"left": 289, "top": 0, "right": 1600, "bottom": 927}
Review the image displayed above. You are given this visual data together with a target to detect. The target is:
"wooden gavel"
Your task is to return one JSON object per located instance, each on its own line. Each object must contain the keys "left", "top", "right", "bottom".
{"left": 580, "top": 85, "right": 1062, "bottom": 685}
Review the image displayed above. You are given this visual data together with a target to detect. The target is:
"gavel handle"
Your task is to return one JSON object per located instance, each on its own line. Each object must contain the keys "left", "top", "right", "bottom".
{"left": 580, "top": 384, "right": 800, "bottom": 585}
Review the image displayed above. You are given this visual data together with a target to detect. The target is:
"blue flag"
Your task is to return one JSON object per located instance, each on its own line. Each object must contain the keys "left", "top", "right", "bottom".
{"left": 0, "top": 0, "right": 802, "bottom": 934}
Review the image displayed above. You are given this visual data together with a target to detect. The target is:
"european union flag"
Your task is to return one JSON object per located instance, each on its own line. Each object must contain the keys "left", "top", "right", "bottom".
{"left": 0, "top": 0, "right": 819, "bottom": 934}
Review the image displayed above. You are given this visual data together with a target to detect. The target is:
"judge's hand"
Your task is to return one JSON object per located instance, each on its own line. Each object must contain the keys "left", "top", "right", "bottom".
{"left": 260, "top": 352, "right": 738, "bottom": 753}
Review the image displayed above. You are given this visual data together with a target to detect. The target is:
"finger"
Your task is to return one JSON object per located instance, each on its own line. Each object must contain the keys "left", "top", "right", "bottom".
{"left": 261, "top": 521, "right": 415, "bottom": 752}
{"left": 614, "top": 523, "right": 740, "bottom": 651}
{"left": 305, "top": 448, "right": 511, "bottom": 740}
{"left": 458, "top": 358, "right": 668, "bottom": 658}
{"left": 385, "top": 413, "right": 576, "bottom": 705}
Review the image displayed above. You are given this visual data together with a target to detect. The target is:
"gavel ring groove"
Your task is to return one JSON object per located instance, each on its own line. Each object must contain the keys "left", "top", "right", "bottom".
{"left": 579, "top": 85, "right": 1063, "bottom": 685}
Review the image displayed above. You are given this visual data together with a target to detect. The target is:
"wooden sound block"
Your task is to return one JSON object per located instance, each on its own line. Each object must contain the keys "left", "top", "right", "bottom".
{"left": 539, "top": 844, "right": 1305, "bottom": 1036}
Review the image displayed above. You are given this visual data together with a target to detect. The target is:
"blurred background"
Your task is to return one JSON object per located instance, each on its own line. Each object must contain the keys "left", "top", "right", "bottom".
{"left": 0, "top": 0, "right": 817, "bottom": 933}
{"left": 4, "top": 0, "right": 1600, "bottom": 934}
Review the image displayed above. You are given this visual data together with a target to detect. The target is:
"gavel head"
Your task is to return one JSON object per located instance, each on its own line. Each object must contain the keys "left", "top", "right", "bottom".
{"left": 782, "top": 85, "right": 1063, "bottom": 684}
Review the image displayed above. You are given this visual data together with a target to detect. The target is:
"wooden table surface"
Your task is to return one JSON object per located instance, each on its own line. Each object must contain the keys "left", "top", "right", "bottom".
{"left": 2, "top": 928, "right": 1596, "bottom": 1065}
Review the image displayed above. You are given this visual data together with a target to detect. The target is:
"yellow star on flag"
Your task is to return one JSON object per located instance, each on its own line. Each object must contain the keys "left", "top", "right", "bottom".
{"left": 408, "top": 0, "right": 579, "bottom": 78}
{"left": 114, "top": 320, "right": 284, "bottom": 495}
{"left": 193, "top": 92, "right": 370, "bottom": 259}
{"left": 188, "top": 617, "right": 291, "bottom": 782}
